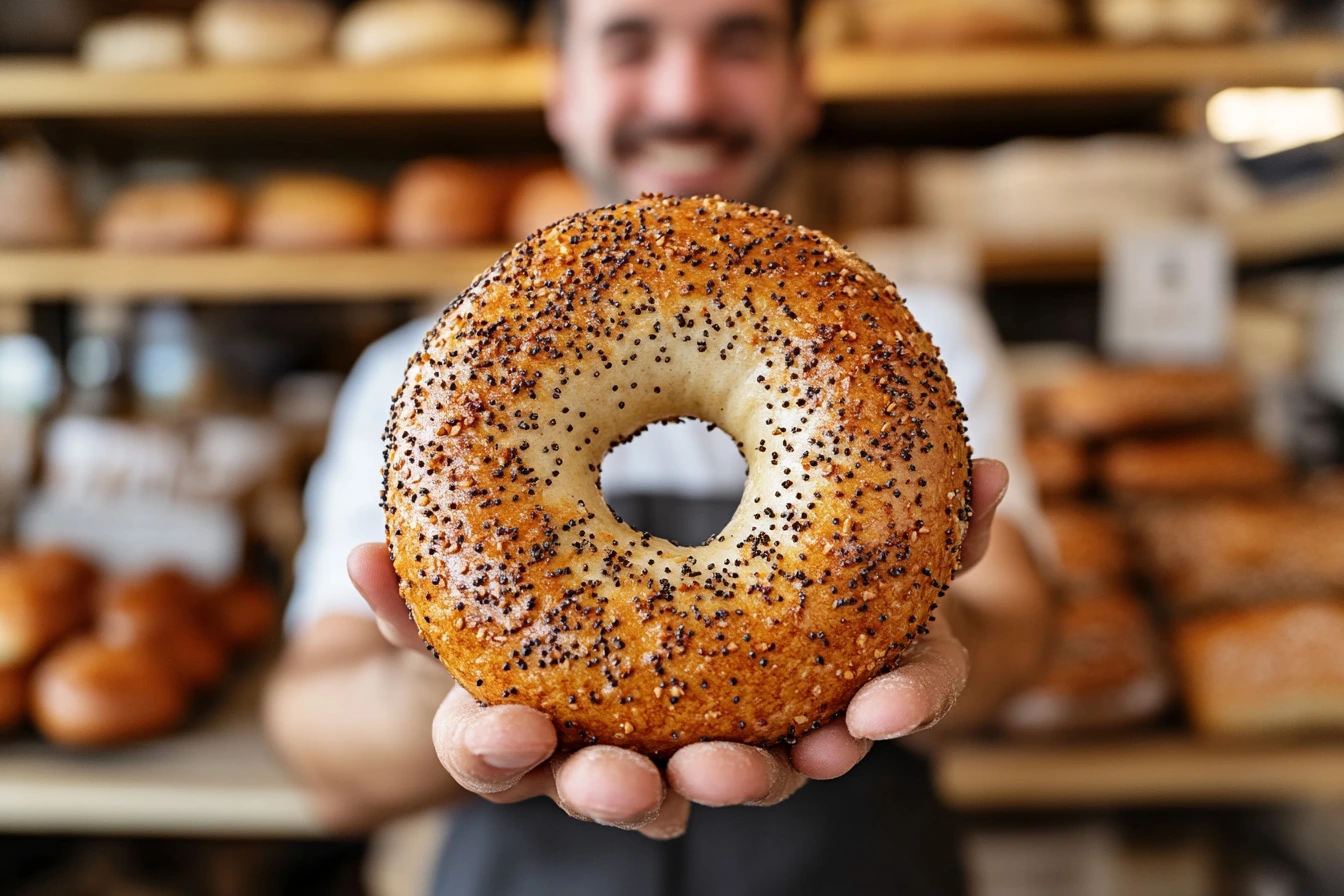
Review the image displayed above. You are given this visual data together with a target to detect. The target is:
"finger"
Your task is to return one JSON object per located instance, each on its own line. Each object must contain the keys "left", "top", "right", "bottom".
{"left": 790, "top": 722, "right": 871, "bottom": 780}
{"left": 666, "top": 742, "right": 805, "bottom": 808}
{"left": 552, "top": 745, "right": 666, "bottom": 828}
{"left": 635, "top": 791, "right": 691, "bottom": 840}
{"left": 347, "top": 543, "right": 422, "bottom": 650}
{"left": 433, "top": 687, "right": 557, "bottom": 794}
{"left": 958, "top": 459, "right": 1009, "bottom": 574}
{"left": 844, "top": 627, "right": 970, "bottom": 741}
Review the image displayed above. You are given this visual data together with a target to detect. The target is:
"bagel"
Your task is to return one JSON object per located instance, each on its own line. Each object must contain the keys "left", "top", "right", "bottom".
{"left": 383, "top": 195, "right": 972, "bottom": 755}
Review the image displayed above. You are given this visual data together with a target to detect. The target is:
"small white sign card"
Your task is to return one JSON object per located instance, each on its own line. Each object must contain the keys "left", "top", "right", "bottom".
{"left": 1101, "top": 225, "right": 1233, "bottom": 364}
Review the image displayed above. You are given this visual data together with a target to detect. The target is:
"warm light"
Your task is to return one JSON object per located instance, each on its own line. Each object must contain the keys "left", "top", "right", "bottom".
{"left": 1205, "top": 87, "right": 1344, "bottom": 158}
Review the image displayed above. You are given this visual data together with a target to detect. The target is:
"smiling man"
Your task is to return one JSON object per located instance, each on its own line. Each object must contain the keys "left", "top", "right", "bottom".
{"left": 264, "top": 2, "right": 1053, "bottom": 894}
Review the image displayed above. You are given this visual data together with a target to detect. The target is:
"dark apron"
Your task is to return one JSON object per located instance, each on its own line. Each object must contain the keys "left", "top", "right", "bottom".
{"left": 429, "top": 494, "right": 965, "bottom": 896}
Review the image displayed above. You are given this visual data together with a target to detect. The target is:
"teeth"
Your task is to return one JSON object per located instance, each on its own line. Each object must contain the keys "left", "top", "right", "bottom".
{"left": 642, "top": 141, "right": 721, "bottom": 175}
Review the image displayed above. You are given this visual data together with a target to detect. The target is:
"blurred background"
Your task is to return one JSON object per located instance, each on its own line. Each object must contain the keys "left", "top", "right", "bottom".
{"left": 1, "top": 0, "right": 1343, "bottom": 893}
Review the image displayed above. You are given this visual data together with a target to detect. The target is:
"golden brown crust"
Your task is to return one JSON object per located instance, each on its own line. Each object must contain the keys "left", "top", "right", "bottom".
{"left": 1173, "top": 599, "right": 1344, "bottom": 736}
{"left": 0, "top": 665, "right": 26, "bottom": 735}
{"left": 96, "top": 574, "right": 228, "bottom": 691}
{"left": 95, "top": 180, "right": 241, "bottom": 251}
{"left": 387, "top": 157, "right": 505, "bottom": 248}
{"left": 29, "top": 635, "right": 188, "bottom": 748}
{"left": 1135, "top": 501, "right": 1344, "bottom": 609}
{"left": 1037, "top": 366, "right": 1244, "bottom": 439}
{"left": 244, "top": 175, "right": 381, "bottom": 250}
{"left": 1024, "top": 435, "right": 1090, "bottom": 499}
{"left": 384, "top": 195, "right": 971, "bottom": 755}
{"left": 1099, "top": 436, "right": 1288, "bottom": 499}
{"left": 1042, "top": 504, "right": 1128, "bottom": 590}
{"left": 0, "top": 553, "right": 94, "bottom": 670}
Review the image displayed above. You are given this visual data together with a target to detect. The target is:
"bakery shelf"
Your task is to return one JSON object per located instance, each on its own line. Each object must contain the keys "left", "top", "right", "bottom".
{"left": 0, "top": 248, "right": 507, "bottom": 300}
{"left": 934, "top": 736, "right": 1344, "bottom": 810}
{"left": 0, "top": 669, "right": 319, "bottom": 837}
{"left": 0, "top": 42, "right": 1340, "bottom": 118}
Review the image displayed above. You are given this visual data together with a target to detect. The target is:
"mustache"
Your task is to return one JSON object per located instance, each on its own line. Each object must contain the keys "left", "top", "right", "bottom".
{"left": 612, "top": 122, "right": 754, "bottom": 157}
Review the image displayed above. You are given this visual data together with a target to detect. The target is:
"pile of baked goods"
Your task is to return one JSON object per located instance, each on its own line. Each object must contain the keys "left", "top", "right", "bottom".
{"left": 80, "top": 0, "right": 516, "bottom": 70}
{"left": 1014, "top": 357, "right": 1344, "bottom": 739}
{"left": 0, "top": 149, "right": 587, "bottom": 252}
{"left": 0, "top": 546, "right": 276, "bottom": 747}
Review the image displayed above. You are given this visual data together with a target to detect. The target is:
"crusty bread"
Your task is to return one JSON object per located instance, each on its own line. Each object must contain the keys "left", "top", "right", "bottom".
{"left": 1024, "top": 435, "right": 1091, "bottom": 499}
{"left": 1037, "top": 365, "right": 1245, "bottom": 439}
{"left": 193, "top": 0, "right": 333, "bottom": 65}
{"left": 244, "top": 174, "right": 381, "bottom": 249}
{"left": 96, "top": 180, "right": 241, "bottom": 251}
{"left": 1043, "top": 504, "right": 1129, "bottom": 590}
{"left": 1100, "top": 436, "right": 1288, "bottom": 499}
{"left": 384, "top": 195, "right": 972, "bottom": 755}
{"left": 386, "top": 157, "right": 503, "bottom": 248}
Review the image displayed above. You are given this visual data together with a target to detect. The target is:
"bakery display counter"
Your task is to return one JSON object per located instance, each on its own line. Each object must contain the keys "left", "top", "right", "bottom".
{"left": 934, "top": 736, "right": 1344, "bottom": 811}
{"left": 0, "top": 41, "right": 1340, "bottom": 119}
{"left": 0, "top": 662, "right": 319, "bottom": 838}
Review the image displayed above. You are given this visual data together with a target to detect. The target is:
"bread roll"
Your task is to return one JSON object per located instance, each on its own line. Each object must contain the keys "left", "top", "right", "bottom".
{"left": 244, "top": 175, "right": 381, "bottom": 249}
{"left": 1100, "top": 436, "right": 1289, "bottom": 499}
{"left": 1173, "top": 599, "right": 1344, "bottom": 737}
{"left": 1136, "top": 501, "right": 1344, "bottom": 609}
{"left": 1024, "top": 435, "right": 1090, "bottom": 499}
{"left": 386, "top": 157, "right": 502, "bottom": 248}
{"left": 1037, "top": 365, "right": 1245, "bottom": 439}
{"left": 0, "top": 144, "right": 79, "bottom": 248}
{"left": 335, "top": 0, "right": 514, "bottom": 64}
{"left": 1000, "top": 589, "right": 1170, "bottom": 735}
{"left": 0, "top": 554, "right": 94, "bottom": 670}
{"left": 201, "top": 578, "right": 278, "bottom": 650}
{"left": 80, "top": 15, "right": 191, "bottom": 70}
{"left": 1043, "top": 505, "right": 1129, "bottom": 590}
{"left": 0, "top": 665, "right": 27, "bottom": 735}
{"left": 856, "top": 0, "right": 1070, "bottom": 46}
{"left": 193, "top": 0, "right": 333, "bottom": 65}
{"left": 29, "top": 635, "right": 188, "bottom": 747}
{"left": 504, "top": 165, "right": 590, "bottom": 243}
{"left": 97, "top": 574, "right": 227, "bottom": 690}
{"left": 95, "top": 180, "right": 241, "bottom": 251}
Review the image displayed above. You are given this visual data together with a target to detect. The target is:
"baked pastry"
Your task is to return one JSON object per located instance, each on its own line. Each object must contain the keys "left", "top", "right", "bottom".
{"left": 244, "top": 175, "right": 381, "bottom": 249}
{"left": 0, "top": 665, "right": 27, "bottom": 735}
{"left": 334, "top": 0, "right": 515, "bottom": 65}
{"left": 201, "top": 578, "right": 278, "bottom": 650}
{"left": 95, "top": 180, "right": 242, "bottom": 251}
{"left": 1173, "top": 599, "right": 1344, "bottom": 736}
{"left": 1037, "top": 365, "right": 1245, "bottom": 439}
{"left": 0, "top": 143, "right": 79, "bottom": 248}
{"left": 1000, "top": 588, "right": 1170, "bottom": 735}
{"left": 1043, "top": 505, "right": 1129, "bottom": 591}
{"left": 29, "top": 635, "right": 188, "bottom": 747}
{"left": 383, "top": 195, "right": 972, "bottom": 755}
{"left": 1024, "top": 435, "right": 1090, "bottom": 500}
{"left": 856, "top": 0, "right": 1070, "bottom": 46}
{"left": 79, "top": 15, "right": 191, "bottom": 70}
{"left": 1135, "top": 501, "right": 1344, "bottom": 608}
{"left": 0, "top": 552, "right": 94, "bottom": 670}
{"left": 503, "top": 165, "right": 590, "bottom": 243}
{"left": 1100, "top": 436, "right": 1289, "bottom": 499}
{"left": 97, "top": 574, "right": 227, "bottom": 690}
{"left": 193, "top": 0, "right": 333, "bottom": 65}
{"left": 386, "top": 157, "right": 503, "bottom": 248}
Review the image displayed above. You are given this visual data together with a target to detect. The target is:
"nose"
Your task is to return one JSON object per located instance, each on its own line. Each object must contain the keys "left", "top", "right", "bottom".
{"left": 644, "top": 40, "right": 714, "bottom": 123}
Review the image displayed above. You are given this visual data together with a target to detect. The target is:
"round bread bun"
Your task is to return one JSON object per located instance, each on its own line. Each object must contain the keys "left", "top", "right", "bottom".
{"left": 0, "top": 554, "right": 94, "bottom": 670}
{"left": 80, "top": 15, "right": 191, "bottom": 70}
{"left": 0, "top": 665, "right": 27, "bottom": 735}
{"left": 202, "top": 578, "right": 278, "bottom": 650}
{"left": 193, "top": 0, "right": 333, "bottom": 65}
{"left": 97, "top": 575, "right": 227, "bottom": 690}
{"left": 386, "top": 157, "right": 503, "bottom": 248}
{"left": 95, "top": 180, "right": 241, "bottom": 251}
{"left": 1023, "top": 435, "right": 1090, "bottom": 499}
{"left": 244, "top": 174, "right": 381, "bottom": 249}
{"left": 29, "top": 635, "right": 188, "bottom": 747}
{"left": 334, "top": 0, "right": 515, "bottom": 65}
{"left": 504, "top": 165, "right": 590, "bottom": 243}
{"left": 0, "top": 143, "right": 79, "bottom": 248}
{"left": 383, "top": 195, "right": 972, "bottom": 755}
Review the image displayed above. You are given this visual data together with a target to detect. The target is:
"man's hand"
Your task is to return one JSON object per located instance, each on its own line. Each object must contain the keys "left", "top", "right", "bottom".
{"left": 348, "top": 458, "right": 1011, "bottom": 839}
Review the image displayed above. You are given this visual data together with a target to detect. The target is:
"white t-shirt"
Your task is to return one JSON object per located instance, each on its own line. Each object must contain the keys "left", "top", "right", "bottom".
{"left": 286, "top": 285, "right": 1048, "bottom": 631}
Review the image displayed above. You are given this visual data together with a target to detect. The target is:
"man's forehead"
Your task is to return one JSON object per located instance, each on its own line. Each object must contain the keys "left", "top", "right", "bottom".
{"left": 568, "top": 0, "right": 790, "bottom": 33}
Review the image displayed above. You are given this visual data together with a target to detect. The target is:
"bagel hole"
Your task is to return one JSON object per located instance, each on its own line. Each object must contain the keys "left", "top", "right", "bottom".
{"left": 600, "top": 418, "right": 747, "bottom": 547}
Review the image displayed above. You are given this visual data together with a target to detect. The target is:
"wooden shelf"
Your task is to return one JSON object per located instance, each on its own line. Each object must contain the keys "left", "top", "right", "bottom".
{"left": 0, "top": 666, "right": 319, "bottom": 837}
{"left": 0, "top": 42, "right": 1340, "bottom": 118}
{"left": 0, "top": 248, "right": 507, "bottom": 300}
{"left": 934, "top": 736, "right": 1344, "bottom": 810}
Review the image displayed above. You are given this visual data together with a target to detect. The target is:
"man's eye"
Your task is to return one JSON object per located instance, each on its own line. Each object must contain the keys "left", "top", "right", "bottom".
{"left": 602, "top": 33, "right": 652, "bottom": 66}
{"left": 714, "top": 28, "right": 770, "bottom": 61}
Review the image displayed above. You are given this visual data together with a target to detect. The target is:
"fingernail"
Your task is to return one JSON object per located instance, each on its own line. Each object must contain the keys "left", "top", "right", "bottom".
{"left": 464, "top": 721, "right": 550, "bottom": 771}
